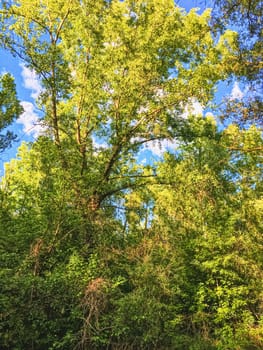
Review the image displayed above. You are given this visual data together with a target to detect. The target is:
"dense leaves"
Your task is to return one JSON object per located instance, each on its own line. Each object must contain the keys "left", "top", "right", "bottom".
{"left": 210, "top": 0, "right": 263, "bottom": 127}
{"left": 0, "top": 73, "right": 22, "bottom": 151}
{"left": 0, "top": 1, "right": 262, "bottom": 349}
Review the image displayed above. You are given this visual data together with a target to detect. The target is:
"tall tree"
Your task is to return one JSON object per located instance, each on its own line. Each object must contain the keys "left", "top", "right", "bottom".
{"left": 0, "top": 0, "right": 237, "bottom": 213}
{"left": 1, "top": 1, "right": 261, "bottom": 350}
{"left": 148, "top": 116, "right": 263, "bottom": 348}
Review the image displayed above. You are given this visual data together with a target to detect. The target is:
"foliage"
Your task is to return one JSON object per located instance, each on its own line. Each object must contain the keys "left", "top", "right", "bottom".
{"left": 0, "top": 73, "right": 22, "bottom": 152}
{"left": 0, "top": 1, "right": 262, "bottom": 349}
{"left": 210, "top": 0, "right": 263, "bottom": 127}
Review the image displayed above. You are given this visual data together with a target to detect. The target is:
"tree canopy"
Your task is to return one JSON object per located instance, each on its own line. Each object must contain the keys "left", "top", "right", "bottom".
{"left": 0, "top": 1, "right": 262, "bottom": 349}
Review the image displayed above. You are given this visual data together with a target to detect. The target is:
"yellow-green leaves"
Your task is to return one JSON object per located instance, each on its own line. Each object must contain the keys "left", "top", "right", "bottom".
{"left": 0, "top": 73, "right": 22, "bottom": 151}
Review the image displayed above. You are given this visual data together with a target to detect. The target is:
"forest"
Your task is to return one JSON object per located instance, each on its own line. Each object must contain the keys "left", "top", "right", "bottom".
{"left": 0, "top": 0, "right": 262, "bottom": 349}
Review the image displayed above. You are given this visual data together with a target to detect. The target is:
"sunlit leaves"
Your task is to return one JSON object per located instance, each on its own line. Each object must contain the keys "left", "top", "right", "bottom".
{"left": 0, "top": 73, "right": 22, "bottom": 151}
{"left": 0, "top": 1, "right": 262, "bottom": 349}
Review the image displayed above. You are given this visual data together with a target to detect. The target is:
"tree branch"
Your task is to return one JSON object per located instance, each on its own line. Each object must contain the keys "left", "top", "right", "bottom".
{"left": 227, "top": 146, "right": 263, "bottom": 153}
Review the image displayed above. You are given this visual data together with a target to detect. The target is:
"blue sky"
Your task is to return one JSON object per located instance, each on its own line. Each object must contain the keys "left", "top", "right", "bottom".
{"left": 0, "top": 47, "right": 46, "bottom": 169}
{"left": 0, "top": 0, "right": 243, "bottom": 174}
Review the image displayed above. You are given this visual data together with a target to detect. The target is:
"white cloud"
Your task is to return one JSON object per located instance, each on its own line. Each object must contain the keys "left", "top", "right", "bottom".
{"left": 132, "top": 134, "right": 178, "bottom": 158}
{"left": 205, "top": 111, "right": 214, "bottom": 118}
{"left": 17, "top": 101, "right": 44, "bottom": 138}
{"left": 145, "top": 138, "right": 178, "bottom": 157}
{"left": 92, "top": 136, "right": 108, "bottom": 151}
{"left": 181, "top": 98, "right": 204, "bottom": 118}
{"left": 140, "top": 157, "right": 147, "bottom": 165}
{"left": 20, "top": 63, "right": 42, "bottom": 99}
{"left": 230, "top": 81, "right": 244, "bottom": 100}
{"left": 0, "top": 68, "right": 8, "bottom": 75}
{"left": 192, "top": 100, "right": 204, "bottom": 115}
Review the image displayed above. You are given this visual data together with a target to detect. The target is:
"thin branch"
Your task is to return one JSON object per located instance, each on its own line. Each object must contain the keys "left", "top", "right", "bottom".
{"left": 102, "top": 103, "right": 176, "bottom": 182}
{"left": 227, "top": 146, "right": 263, "bottom": 153}
{"left": 131, "top": 135, "right": 168, "bottom": 147}
{"left": 54, "top": 8, "right": 70, "bottom": 43}
{"left": 1, "top": 8, "right": 51, "bottom": 34}
{"left": 108, "top": 174, "right": 156, "bottom": 181}
{"left": 100, "top": 181, "right": 150, "bottom": 201}
{"left": 2, "top": 42, "right": 50, "bottom": 84}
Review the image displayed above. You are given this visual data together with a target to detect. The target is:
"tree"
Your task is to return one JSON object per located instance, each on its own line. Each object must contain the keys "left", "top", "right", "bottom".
{"left": 148, "top": 116, "right": 263, "bottom": 348}
{"left": 1, "top": 1, "right": 262, "bottom": 349}
{"left": 0, "top": 73, "right": 22, "bottom": 152}
{"left": 0, "top": 0, "right": 237, "bottom": 214}
{"left": 210, "top": 0, "right": 263, "bottom": 127}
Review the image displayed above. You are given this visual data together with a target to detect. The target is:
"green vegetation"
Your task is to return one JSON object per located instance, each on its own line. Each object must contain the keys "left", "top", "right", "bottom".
{"left": 0, "top": 72, "right": 22, "bottom": 151}
{"left": 0, "top": 1, "right": 262, "bottom": 349}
